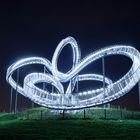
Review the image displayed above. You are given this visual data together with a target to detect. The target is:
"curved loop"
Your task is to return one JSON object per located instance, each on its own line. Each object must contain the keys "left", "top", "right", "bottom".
{"left": 24, "top": 73, "right": 64, "bottom": 98}
{"left": 52, "top": 36, "right": 81, "bottom": 81}
{"left": 6, "top": 57, "right": 52, "bottom": 96}
{"left": 52, "top": 36, "right": 81, "bottom": 94}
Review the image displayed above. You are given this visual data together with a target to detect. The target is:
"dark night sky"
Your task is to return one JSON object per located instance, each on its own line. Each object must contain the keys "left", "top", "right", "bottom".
{"left": 0, "top": 1, "right": 140, "bottom": 111}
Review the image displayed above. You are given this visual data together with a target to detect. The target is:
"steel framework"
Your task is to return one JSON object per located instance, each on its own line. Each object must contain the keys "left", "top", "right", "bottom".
{"left": 6, "top": 37, "right": 140, "bottom": 109}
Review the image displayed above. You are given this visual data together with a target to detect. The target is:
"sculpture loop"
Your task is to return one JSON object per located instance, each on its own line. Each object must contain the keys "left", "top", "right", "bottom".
{"left": 6, "top": 37, "right": 140, "bottom": 109}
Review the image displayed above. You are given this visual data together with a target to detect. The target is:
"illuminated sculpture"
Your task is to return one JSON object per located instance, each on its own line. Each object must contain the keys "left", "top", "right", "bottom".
{"left": 6, "top": 37, "right": 140, "bottom": 109}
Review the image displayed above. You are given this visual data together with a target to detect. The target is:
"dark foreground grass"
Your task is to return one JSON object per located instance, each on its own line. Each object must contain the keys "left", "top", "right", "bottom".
{"left": 0, "top": 118, "right": 140, "bottom": 140}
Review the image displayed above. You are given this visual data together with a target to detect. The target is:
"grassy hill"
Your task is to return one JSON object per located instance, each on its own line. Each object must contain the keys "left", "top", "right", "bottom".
{"left": 0, "top": 108, "right": 140, "bottom": 139}
{"left": 16, "top": 107, "right": 140, "bottom": 120}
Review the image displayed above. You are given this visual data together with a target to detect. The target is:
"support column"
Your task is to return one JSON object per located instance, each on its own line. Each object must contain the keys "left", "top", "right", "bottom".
{"left": 31, "top": 101, "right": 34, "bottom": 108}
{"left": 9, "top": 87, "right": 13, "bottom": 113}
{"left": 15, "top": 68, "right": 19, "bottom": 113}
{"left": 102, "top": 57, "right": 105, "bottom": 108}
{"left": 76, "top": 75, "right": 79, "bottom": 106}
{"left": 102, "top": 57, "right": 110, "bottom": 108}
{"left": 43, "top": 66, "right": 46, "bottom": 91}
{"left": 76, "top": 75, "right": 79, "bottom": 93}
{"left": 138, "top": 80, "right": 140, "bottom": 107}
{"left": 102, "top": 57, "right": 105, "bottom": 98}
{"left": 69, "top": 79, "right": 72, "bottom": 105}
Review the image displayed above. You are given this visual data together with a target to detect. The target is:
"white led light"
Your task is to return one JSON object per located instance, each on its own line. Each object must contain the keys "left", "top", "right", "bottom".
{"left": 6, "top": 36, "right": 140, "bottom": 110}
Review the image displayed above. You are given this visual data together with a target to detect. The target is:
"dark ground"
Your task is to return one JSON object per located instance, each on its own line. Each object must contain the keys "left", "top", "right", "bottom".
{"left": 0, "top": 119, "right": 140, "bottom": 140}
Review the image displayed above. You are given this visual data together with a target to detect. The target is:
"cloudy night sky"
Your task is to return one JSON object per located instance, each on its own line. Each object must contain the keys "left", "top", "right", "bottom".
{"left": 0, "top": 1, "right": 140, "bottom": 111}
